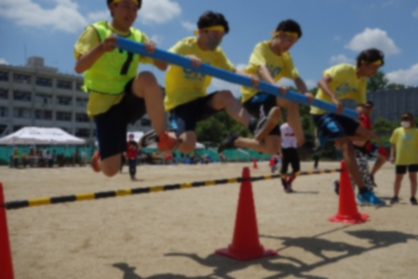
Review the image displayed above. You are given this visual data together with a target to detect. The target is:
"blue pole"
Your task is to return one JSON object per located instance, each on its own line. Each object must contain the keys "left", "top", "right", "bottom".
{"left": 117, "top": 37, "right": 358, "bottom": 119}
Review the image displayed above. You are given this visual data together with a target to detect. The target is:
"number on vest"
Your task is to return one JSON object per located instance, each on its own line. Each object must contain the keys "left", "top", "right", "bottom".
{"left": 119, "top": 48, "right": 134, "bottom": 75}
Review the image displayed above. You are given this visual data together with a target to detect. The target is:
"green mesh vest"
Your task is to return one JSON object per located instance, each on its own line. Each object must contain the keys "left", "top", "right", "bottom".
{"left": 83, "top": 21, "right": 143, "bottom": 95}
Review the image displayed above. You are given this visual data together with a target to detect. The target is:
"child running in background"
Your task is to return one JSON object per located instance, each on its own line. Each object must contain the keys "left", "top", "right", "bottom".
{"left": 389, "top": 113, "right": 418, "bottom": 205}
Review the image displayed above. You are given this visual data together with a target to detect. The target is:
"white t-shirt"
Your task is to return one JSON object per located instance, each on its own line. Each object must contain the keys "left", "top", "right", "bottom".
{"left": 280, "top": 123, "right": 297, "bottom": 148}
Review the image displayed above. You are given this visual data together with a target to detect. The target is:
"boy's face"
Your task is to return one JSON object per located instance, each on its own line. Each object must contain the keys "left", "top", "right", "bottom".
{"left": 360, "top": 63, "right": 380, "bottom": 78}
{"left": 277, "top": 32, "right": 298, "bottom": 52}
{"left": 200, "top": 30, "right": 225, "bottom": 50}
{"left": 110, "top": 0, "right": 138, "bottom": 29}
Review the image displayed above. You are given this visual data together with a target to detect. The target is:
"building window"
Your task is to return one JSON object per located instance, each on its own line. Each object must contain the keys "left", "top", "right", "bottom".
{"left": 13, "top": 108, "right": 32, "bottom": 119}
{"left": 35, "top": 110, "right": 53, "bottom": 120}
{"left": 140, "top": 118, "right": 151, "bottom": 127}
{"left": 0, "top": 71, "right": 8, "bottom": 81}
{"left": 76, "top": 113, "right": 89, "bottom": 123}
{"left": 76, "top": 97, "right": 87, "bottom": 107}
{"left": 57, "top": 80, "right": 72, "bottom": 90}
{"left": 56, "top": 96, "right": 72, "bottom": 106}
{"left": 13, "top": 126, "right": 24, "bottom": 132}
{"left": 75, "top": 128, "right": 90, "bottom": 138}
{"left": 13, "top": 73, "right": 31, "bottom": 84}
{"left": 13, "top": 91, "right": 31, "bottom": 102}
{"left": 36, "top": 77, "right": 52, "bottom": 87}
{"left": 0, "top": 107, "right": 8, "bottom": 117}
{"left": 56, "top": 111, "right": 72, "bottom": 122}
{"left": 35, "top": 93, "right": 52, "bottom": 105}
{"left": 76, "top": 83, "right": 84, "bottom": 91}
{"left": 0, "top": 88, "right": 8, "bottom": 99}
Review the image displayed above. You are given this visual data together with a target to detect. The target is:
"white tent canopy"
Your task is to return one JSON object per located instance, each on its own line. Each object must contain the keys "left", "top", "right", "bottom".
{"left": 0, "top": 127, "right": 86, "bottom": 145}
{"left": 146, "top": 142, "right": 205, "bottom": 149}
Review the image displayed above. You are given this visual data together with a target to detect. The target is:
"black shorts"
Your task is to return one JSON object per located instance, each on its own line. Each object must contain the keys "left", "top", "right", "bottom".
{"left": 243, "top": 92, "right": 280, "bottom": 136}
{"left": 395, "top": 165, "right": 418, "bottom": 174}
{"left": 312, "top": 113, "right": 359, "bottom": 141}
{"left": 94, "top": 79, "right": 146, "bottom": 160}
{"left": 169, "top": 93, "right": 221, "bottom": 136}
{"left": 280, "top": 147, "right": 300, "bottom": 174}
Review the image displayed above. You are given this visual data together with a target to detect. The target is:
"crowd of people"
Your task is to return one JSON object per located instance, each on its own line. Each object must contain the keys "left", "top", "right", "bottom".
{"left": 9, "top": 147, "right": 88, "bottom": 168}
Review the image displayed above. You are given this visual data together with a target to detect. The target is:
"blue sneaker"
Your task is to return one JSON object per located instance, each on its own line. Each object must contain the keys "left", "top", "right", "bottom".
{"left": 357, "top": 189, "right": 386, "bottom": 206}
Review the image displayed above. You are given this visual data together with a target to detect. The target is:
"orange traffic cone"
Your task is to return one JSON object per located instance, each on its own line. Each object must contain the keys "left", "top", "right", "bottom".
{"left": 0, "top": 183, "right": 14, "bottom": 279}
{"left": 252, "top": 158, "right": 258, "bottom": 169}
{"left": 329, "top": 161, "right": 369, "bottom": 224}
{"left": 216, "top": 167, "right": 277, "bottom": 261}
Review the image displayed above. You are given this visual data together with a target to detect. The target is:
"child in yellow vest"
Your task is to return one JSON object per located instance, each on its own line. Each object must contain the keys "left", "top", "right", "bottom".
{"left": 221, "top": 19, "right": 314, "bottom": 154}
{"left": 390, "top": 113, "right": 418, "bottom": 205}
{"left": 73, "top": 0, "right": 179, "bottom": 177}
{"left": 312, "top": 48, "right": 385, "bottom": 205}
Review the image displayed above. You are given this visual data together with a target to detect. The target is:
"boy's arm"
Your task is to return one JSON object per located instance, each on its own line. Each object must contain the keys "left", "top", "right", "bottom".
{"left": 390, "top": 144, "right": 396, "bottom": 164}
{"left": 294, "top": 77, "right": 314, "bottom": 103}
{"left": 257, "top": 65, "right": 287, "bottom": 94}
{"left": 318, "top": 75, "right": 343, "bottom": 114}
{"left": 75, "top": 35, "right": 118, "bottom": 74}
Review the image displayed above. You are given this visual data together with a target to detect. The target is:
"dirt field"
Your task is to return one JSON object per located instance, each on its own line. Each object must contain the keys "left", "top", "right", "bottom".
{"left": 1, "top": 161, "right": 417, "bottom": 279}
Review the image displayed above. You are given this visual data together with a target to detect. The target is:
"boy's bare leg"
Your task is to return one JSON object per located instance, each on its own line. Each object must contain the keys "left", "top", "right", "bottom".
{"left": 277, "top": 98, "right": 305, "bottom": 146}
{"left": 394, "top": 174, "right": 404, "bottom": 197}
{"left": 131, "top": 71, "right": 167, "bottom": 136}
{"left": 234, "top": 136, "right": 281, "bottom": 154}
{"left": 100, "top": 153, "right": 122, "bottom": 177}
{"left": 336, "top": 137, "right": 365, "bottom": 189}
{"left": 410, "top": 172, "right": 417, "bottom": 198}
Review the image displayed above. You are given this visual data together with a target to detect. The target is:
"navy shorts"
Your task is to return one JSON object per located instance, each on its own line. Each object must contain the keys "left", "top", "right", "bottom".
{"left": 169, "top": 93, "right": 220, "bottom": 136}
{"left": 312, "top": 113, "right": 359, "bottom": 141}
{"left": 94, "top": 79, "right": 146, "bottom": 160}
{"left": 243, "top": 92, "right": 280, "bottom": 136}
{"left": 396, "top": 165, "right": 418, "bottom": 174}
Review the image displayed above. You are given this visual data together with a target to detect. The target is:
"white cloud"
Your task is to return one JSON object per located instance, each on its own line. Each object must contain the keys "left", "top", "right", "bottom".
{"left": 0, "top": 0, "right": 181, "bottom": 33}
{"left": 329, "top": 54, "right": 353, "bottom": 65}
{"left": 181, "top": 21, "right": 195, "bottom": 31}
{"left": 413, "top": 7, "right": 418, "bottom": 18}
{"left": 345, "top": 28, "right": 400, "bottom": 56}
{"left": 140, "top": 0, "right": 181, "bottom": 25}
{"left": 0, "top": 0, "right": 87, "bottom": 33}
{"left": 87, "top": 10, "right": 109, "bottom": 23}
{"left": 0, "top": 58, "right": 8, "bottom": 65}
{"left": 386, "top": 64, "right": 418, "bottom": 86}
{"left": 150, "top": 35, "right": 164, "bottom": 45}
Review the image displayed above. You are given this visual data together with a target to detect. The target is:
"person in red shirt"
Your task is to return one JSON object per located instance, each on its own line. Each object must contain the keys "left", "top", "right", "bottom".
{"left": 126, "top": 134, "right": 139, "bottom": 181}
{"left": 357, "top": 101, "right": 388, "bottom": 186}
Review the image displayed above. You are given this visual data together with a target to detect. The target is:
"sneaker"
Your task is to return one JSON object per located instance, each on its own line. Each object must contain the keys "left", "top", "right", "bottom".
{"left": 218, "top": 132, "right": 239, "bottom": 153}
{"left": 139, "top": 129, "right": 157, "bottom": 148}
{"left": 410, "top": 197, "right": 417, "bottom": 205}
{"left": 284, "top": 183, "right": 294, "bottom": 193}
{"left": 333, "top": 180, "right": 340, "bottom": 195}
{"left": 250, "top": 107, "right": 281, "bottom": 141}
{"left": 156, "top": 132, "right": 180, "bottom": 152}
{"left": 390, "top": 196, "right": 399, "bottom": 204}
{"left": 357, "top": 189, "right": 386, "bottom": 206}
{"left": 90, "top": 151, "right": 101, "bottom": 173}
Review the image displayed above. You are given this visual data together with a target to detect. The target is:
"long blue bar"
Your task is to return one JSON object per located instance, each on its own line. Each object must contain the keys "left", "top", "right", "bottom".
{"left": 117, "top": 37, "right": 358, "bottom": 119}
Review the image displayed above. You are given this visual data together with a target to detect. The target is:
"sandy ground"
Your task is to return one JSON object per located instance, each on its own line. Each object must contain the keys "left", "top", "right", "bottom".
{"left": 1, "top": 160, "right": 418, "bottom": 279}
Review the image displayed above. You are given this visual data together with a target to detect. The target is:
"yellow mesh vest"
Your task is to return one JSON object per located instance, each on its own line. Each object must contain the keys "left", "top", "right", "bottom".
{"left": 83, "top": 21, "right": 143, "bottom": 95}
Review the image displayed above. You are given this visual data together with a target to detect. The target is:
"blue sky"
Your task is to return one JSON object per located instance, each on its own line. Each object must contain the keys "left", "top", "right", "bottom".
{"left": 1, "top": 0, "right": 418, "bottom": 96}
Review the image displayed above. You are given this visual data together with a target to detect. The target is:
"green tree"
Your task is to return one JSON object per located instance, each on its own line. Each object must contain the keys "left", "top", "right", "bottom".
{"left": 367, "top": 71, "right": 388, "bottom": 91}
{"left": 386, "top": 83, "right": 406, "bottom": 90}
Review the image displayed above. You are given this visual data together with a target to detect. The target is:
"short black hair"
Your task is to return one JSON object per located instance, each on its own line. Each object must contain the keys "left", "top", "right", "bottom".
{"left": 356, "top": 48, "right": 385, "bottom": 67}
{"left": 197, "top": 11, "right": 230, "bottom": 34}
{"left": 366, "top": 100, "right": 374, "bottom": 107}
{"left": 107, "top": 0, "right": 142, "bottom": 10}
{"left": 275, "top": 19, "right": 302, "bottom": 39}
